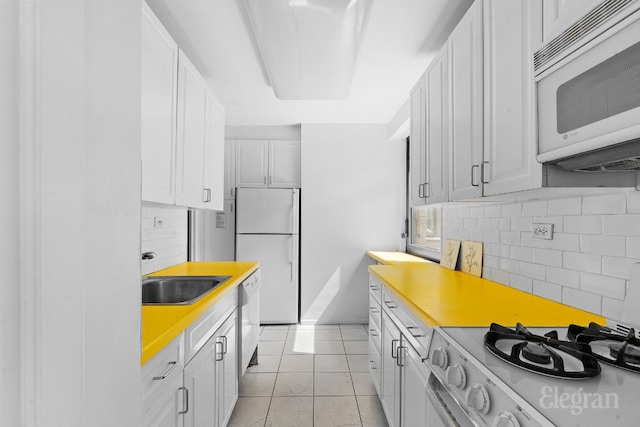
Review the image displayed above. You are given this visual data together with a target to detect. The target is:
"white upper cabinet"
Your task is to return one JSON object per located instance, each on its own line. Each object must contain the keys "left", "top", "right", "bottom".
{"left": 235, "top": 140, "right": 269, "bottom": 188}
{"left": 236, "top": 139, "right": 301, "bottom": 189}
{"left": 542, "top": 0, "right": 601, "bottom": 43}
{"left": 141, "top": 4, "right": 225, "bottom": 211}
{"left": 224, "top": 139, "right": 236, "bottom": 199}
{"left": 409, "top": 45, "right": 448, "bottom": 207}
{"left": 424, "top": 45, "right": 448, "bottom": 204}
{"left": 141, "top": 3, "right": 178, "bottom": 205}
{"left": 175, "top": 50, "right": 209, "bottom": 209}
{"left": 409, "top": 73, "right": 426, "bottom": 207}
{"left": 268, "top": 140, "right": 301, "bottom": 188}
{"left": 447, "top": 0, "right": 484, "bottom": 201}
{"left": 204, "top": 92, "right": 225, "bottom": 211}
{"left": 482, "top": 0, "right": 542, "bottom": 196}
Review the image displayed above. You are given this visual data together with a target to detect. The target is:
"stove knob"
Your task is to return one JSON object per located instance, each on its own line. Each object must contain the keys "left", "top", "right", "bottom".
{"left": 492, "top": 411, "right": 520, "bottom": 427}
{"left": 432, "top": 347, "right": 448, "bottom": 369}
{"left": 466, "top": 383, "right": 490, "bottom": 415}
{"left": 445, "top": 363, "right": 466, "bottom": 389}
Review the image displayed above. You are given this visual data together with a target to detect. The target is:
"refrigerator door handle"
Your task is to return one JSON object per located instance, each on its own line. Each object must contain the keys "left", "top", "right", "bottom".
{"left": 290, "top": 236, "right": 295, "bottom": 281}
{"left": 291, "top": 189, "right": 299, "bottom": 233}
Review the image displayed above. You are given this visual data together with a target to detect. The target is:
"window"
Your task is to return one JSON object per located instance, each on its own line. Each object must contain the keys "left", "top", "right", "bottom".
{"left": 408, "top": 204, "right": 441, "bottom": 260}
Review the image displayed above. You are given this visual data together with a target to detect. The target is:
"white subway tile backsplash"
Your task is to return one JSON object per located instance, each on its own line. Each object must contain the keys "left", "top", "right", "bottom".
{"left": 520, "top": 262, "right": 546, "bottom": 281}
{"left": 546, "top": 266, "right": 580, "bottom": 289}
{"left": 522, "top": 200, "right": 547, "bottom": 217}
{"left": 580, "top": 235, "right": 625, "bottom": 257}
{"left": 602, "top": 297, "right": 624, "bottom": 320}
{"left": 563, "top": 252, "right": 601, "bottom": 274}
{"left": 545, "top": 233, "right": 580, "bottom": 252}
{"left": 140, "top": 205, "right": 188, "bottom": 275}
{"left": 502, "top": 203, "right": 522, "bottom": 217}
{"left": 548, "top": 197, "right": 581, "bottom": 216}
{"left": 511, "top": 217, "right": 533, "bottom": 232}
{"left": 627, "top": 237, "right": 640, "bottom": 259}
{"left": 533, "top": 280, "right": 562, "bottom": 303}
{"left": 563, "top": 215, "right": 602, "bottom": 235}
{"left": 510, "top": 246, "right": 533, "bottom": 262}
{"left": 580, "top": 272, "right": 626, "bottom": 300}
{"left": 562, "top": 288, "right": 601, "bottom": 315}
{"left": 441, "top": 191, "right": 640, "bottom": 319}
{"left": 510, "top": 274, "right": 533, "bottom": 293}
{"left": 602, "top": 214, "right": 640, "bottom": 236}
{"left": 603, "top": 256, "right": 640, "bottom": 280}
{"left": 533, "top": 248, "right": 563, "bottom": 267}
{"left": 582, "top": 193, "right": 626, "bottom": 215}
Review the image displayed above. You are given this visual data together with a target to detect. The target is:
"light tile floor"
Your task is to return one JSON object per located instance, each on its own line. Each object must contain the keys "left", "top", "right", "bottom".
{"left": 228, "top": 324, "right": 389, "bottom": 427}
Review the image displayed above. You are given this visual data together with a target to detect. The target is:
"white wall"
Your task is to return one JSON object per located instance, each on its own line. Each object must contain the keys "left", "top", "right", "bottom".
{"left": 442, "top": 189, "right": 640, "bottom": 320}
{"left": 300, "top": 124, "right": 405, "bottom": 324}
{"left": 9, "top": 2, "right": 142, "bottom": 425}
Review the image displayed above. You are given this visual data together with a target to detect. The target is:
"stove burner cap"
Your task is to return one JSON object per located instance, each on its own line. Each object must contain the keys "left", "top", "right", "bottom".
{"left": 522, "top": 342, "right": 551, "bottom": 364}
{"left": 609, "top": 343, "right": 640, "bottom": 364}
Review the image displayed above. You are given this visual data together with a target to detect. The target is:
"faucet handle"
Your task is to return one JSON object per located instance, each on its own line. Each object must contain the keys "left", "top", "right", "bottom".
{"left": 141, "top": 252, "right": 157, "bottom": 260}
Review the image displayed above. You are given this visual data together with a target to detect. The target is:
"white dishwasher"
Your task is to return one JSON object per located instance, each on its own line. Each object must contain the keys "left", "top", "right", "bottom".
{"left": 238, "top": 270, "right": 260, "bottom": 378}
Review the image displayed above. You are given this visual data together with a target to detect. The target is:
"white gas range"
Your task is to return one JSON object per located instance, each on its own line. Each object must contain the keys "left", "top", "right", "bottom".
{"left": 425, "top": 323, "right": 640, "bottom": 427}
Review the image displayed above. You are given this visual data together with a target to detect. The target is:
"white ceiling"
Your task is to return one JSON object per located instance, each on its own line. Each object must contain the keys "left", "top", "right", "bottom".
{"left": 146, "top": 0, "right": 474, "bottom": 127}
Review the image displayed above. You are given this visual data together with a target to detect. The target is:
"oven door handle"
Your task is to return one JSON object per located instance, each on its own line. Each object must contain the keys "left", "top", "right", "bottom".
{"left": 425, "top": 375, "right": 467, "bottom": 427}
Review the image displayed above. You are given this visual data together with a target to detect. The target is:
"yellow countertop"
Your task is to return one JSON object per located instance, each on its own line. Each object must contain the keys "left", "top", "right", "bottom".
{"left": 369, "top": 262, "right": 604, "bottom": 328}
{"left": 367, "top": 250, "right": 432, "bottom": 265}
{"left": 141, "top": 261, "right": 259, "bottom": 365}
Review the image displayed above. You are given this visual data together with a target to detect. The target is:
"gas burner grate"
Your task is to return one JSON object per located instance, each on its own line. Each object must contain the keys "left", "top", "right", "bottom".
{"left": 484, "top": 323, "right": 601, "bottom": 379}
{"left": 568, "top": 322, "right": 640, "bottom": 373}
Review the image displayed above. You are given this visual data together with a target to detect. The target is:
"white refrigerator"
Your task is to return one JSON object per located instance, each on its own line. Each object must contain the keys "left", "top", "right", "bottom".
{"left": 235, "top": 188, "right": 300, "bottom": 324}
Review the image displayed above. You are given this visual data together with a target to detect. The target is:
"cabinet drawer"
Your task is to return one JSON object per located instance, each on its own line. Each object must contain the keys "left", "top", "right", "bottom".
{"left": 369, "top": 276, "right": 382, "bottom": 305}
{"left": 142, "top": 333, "right": 184, "bottom": 414}
{"left": 184, "top": 287, "right": 238, "bottom": 363}
{"left": 369, "top": 297, "right": 381, "bottom": 329}
{"left": 368, "top": 314, "right": 381, "bottom": 353}
{"left": 382, "top": 287, "right": 431, "bottom": 359}
{"left": 369, "top": 338, "right": 382, "bottom": 397}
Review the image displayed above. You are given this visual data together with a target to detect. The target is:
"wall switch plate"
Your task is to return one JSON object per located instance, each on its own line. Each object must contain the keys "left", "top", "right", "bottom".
{"left": 532, "top": 223, "right": 553, "bottom": 240}
{"left": 154, "top": 217, "right": 166, "bottom": 228}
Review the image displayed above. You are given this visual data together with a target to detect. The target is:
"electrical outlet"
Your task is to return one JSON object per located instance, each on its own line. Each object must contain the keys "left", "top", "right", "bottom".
{"left": 154, "top": 217, "right": 166, "bottom": 228}
{"left": 532, "top": 223, "right": 553, "bottom": 240}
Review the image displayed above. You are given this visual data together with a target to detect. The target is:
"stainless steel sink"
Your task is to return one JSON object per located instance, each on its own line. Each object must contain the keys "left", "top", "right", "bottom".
{"left": 141, "top": 276, "right": 231, "bottom": 305}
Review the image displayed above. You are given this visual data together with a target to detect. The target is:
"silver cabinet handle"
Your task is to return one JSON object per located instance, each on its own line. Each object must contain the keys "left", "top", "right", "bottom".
{"left": 152, "top": 361, "right": 177, "bottom": 381}
{"left": 384, "top": 301, "right": 397, "bottom": 309}
{"left": 369, "top": 306, "right": 379, "bottom": 314}
{"left": 178, "top": 387, "right": 189, "bottom": 415}
{"left": 215, "top": 341, "right": 224, "bottom": 361}
{"left": 391, "top": 338, "right": 400, "bottom": 359}
{"left": 481, "top": 161, "right": 489, "bottom": 184}
{"left": 369, "top": 329, "right": 378, "bottom": 337}
{"left": 221, "top": 336, "right": 228, "bottom": 355}
{"left": 202, "top": 188, "right": 212, "bottom": 202}
{"left": 406, "top": 326, "right": 426, "bottom": 337}
{"left": 369, "top": 360, "right": 377, "bottom": 370}
{"left": 396, "top": 346, "right": 406, "bottom": 367}
{"left": 471, "top": 164, "right": 479, "bottom": 187}
{"left": 424, "top": 182, "right": 430, "bottom": 198}
{"left": 263, "top": 176, "right": 267, "bottom": 185}
{"left": 418, "top": 183, "right": 423, "bottom": 199}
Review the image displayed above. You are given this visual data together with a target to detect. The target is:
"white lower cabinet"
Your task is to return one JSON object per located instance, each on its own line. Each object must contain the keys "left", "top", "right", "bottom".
{"left": 184, "top": 309, "right": 238, "bottom": 427}
{"left": 372, "top": 274, "right": 431, "bottom": 427}
{"left": 381, "top": 312, "right": 401, "bottom": 427}
{"left": 143, "top": 285, "right": 242, "bottom": 427}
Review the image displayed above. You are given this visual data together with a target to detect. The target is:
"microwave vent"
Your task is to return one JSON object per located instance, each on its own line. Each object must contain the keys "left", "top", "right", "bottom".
{"left": 554, "top": 139, "right": 640, "bottom": 171}
{"left": 534, "top": 0, "right": 635, "bottom": 72}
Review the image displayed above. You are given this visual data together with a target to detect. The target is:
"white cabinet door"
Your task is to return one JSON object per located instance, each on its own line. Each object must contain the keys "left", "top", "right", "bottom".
{"left": 142, "top": 373, "right": 183, "bottom": 427}
{"left": 381, "top": 312, "right": 401, "bottom": 427}
{"left": 542, "top": 0, "right": 601, "bottom": 42}
{"left": 448, "top": 0, "right": 483, "bottom": 201}
{"left": 204, "top": 92, "right": 225, "bottom": 211}
{"left": 483, "top": 0, "right": 542, "bottom": 196}
{"left": 141, "top": 3, "right": 178, "bottom": 205}
{"left": 409, "top": 74, "right": 426, "bottom": 208}
{"left": 425, "top": 45, "right": 448, "bottom": 204}
{"left": 183, "top": 337, "right": 216, "bottom": 427}
{"left": 224, "top": 139, "right": 236, "bottom": 199}
{"left": 400, "top": 340, "right": 428, "bottom": 427}
{"left": 216, "top": 310, "right": 238, "bottom": 427}
{"left": 235, "top": 140, "right": 268, "bottom": 188}
{"left": 268, "top": 140, "right": 301, "bottom": 188}
{"left": 175, "top": 50, "right": 208, "bottom": 209}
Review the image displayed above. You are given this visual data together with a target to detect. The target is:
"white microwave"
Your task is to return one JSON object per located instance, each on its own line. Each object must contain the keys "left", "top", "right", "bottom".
{"left": 535, "top": 0, "right": 640, "bottom": 171}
